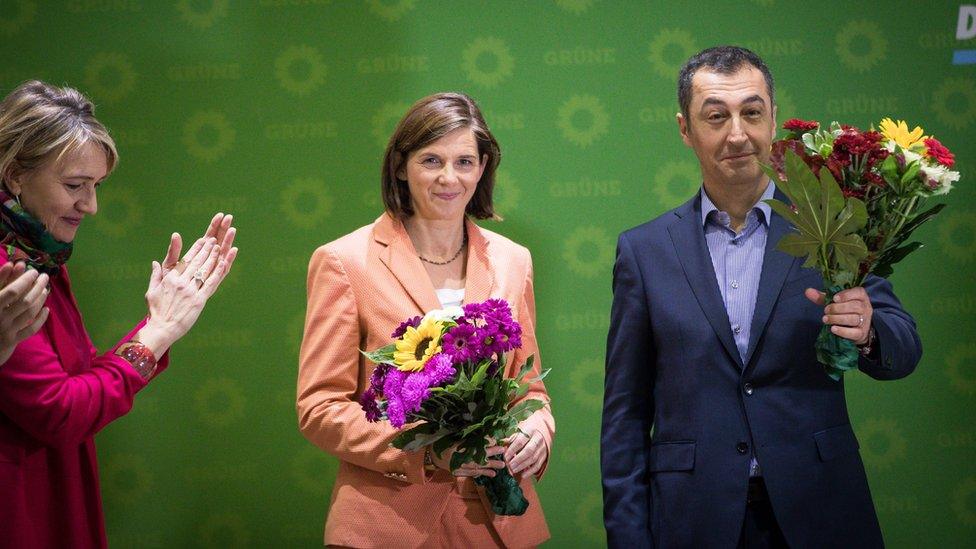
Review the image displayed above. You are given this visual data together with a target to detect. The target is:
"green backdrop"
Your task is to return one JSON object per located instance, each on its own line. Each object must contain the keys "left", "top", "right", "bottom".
{"left": 2, "top": 0, "right": 974, "bottom": 546}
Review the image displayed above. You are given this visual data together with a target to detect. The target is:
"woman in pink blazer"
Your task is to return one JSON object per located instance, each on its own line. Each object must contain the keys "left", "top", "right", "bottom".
{"left": 0, "top": 80, "right": 238, "bottom": 548}
{"left": 297, "top": 93, "right": 554, "bottom": 548}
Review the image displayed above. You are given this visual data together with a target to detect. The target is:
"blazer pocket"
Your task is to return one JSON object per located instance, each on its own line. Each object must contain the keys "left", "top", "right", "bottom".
{"left": 648, "top": 440, "right": 696, "bottom": 472}
{"left": 814, "top": 424, "right": 860, "bottom": 461}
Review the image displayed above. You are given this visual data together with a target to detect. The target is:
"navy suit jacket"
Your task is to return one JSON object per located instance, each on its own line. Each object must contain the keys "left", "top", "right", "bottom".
{"left": 601, "top": 191, "right": 922, "bottom": 549}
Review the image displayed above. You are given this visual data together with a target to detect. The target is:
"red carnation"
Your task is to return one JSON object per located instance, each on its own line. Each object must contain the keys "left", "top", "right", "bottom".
{"left": 924, "top": 137, "right": 955, "bottom": 168}
{"left": 783, "top": 118, "right": 819, "bottom": 132}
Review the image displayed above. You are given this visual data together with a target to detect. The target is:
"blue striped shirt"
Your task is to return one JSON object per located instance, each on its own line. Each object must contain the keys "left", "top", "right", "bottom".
{"left": 700, "top": 182, "right": 775, "bottom": 363}
{"left": 700, "top": 182, "right": 775, "bottom": 478}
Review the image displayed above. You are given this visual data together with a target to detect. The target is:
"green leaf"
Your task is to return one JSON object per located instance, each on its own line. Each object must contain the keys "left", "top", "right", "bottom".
{"left": 832, "top": 233, "right": 869, "bottom": 273}
{"left": 776, "top": 232, "right": 821, "bottom": 259}
{"left": 515, "top": 355, "right": 536, "bottom": 382}
{"left": 506, "top": 398, "right": 546, "bottom": 422}
{"left": 360, "top": 344, "right": 397, "bottom": 365}
{"left": 899, "top": 203, "right": 945, "bottom": 241}
{"left": 880, "top": 154, "right": 899, "bottom": 184}
{"left": 528, "top": 368, "right": 551, "bottom": 384}
{"left": 391, "top": 422, "right": 450, "bottom": 452}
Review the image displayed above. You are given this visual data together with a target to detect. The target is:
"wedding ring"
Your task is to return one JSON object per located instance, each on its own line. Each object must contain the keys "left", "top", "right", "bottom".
{"left": 192, "top": 269, "right": 206, "bottom": 288}
{"left": 858, "top": 315, "right": 864, "bottom": 326}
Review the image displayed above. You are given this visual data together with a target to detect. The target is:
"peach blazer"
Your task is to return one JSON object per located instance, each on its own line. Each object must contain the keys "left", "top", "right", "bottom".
{"left": 297, "top": 213, "right": 554, "bottom": 548}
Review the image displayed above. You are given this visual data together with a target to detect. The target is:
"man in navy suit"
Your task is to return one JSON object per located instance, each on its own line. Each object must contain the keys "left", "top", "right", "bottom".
{"left": 601, "top": 46, "right": 922, "bottom": 548}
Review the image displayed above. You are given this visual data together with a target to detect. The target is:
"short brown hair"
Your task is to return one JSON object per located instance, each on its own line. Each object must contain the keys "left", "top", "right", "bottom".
{"left": 381, "top": 92, "right": 500, "bottom": 219}
{"left": 0, "top": 80, "right": 118, "bottom": 187}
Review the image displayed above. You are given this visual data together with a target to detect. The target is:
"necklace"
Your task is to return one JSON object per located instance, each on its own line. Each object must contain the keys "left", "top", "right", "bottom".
{"left": 418, "top": 227, "right": 468, "bottom": 265}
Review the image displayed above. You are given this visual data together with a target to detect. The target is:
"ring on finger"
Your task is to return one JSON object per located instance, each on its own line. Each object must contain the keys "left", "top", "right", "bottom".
{"left": 192, "top": 269, "right": 206, "bottom": 288}
{"left": 858, "top": 315, "right": 864, "bottom": 326}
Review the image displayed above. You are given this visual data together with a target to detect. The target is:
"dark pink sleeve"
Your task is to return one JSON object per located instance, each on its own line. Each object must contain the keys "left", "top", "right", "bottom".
{"left": 0, "top": 318, "right": 169, "bottom": 449}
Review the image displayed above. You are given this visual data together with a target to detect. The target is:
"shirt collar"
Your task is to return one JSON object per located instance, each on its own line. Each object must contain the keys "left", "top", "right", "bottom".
{"left": 700, "top": 180, "right": 776, "bottom": 228}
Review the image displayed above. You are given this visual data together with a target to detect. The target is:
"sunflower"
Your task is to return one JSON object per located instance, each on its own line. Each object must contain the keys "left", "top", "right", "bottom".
{"left": 393, "top": 317, "right": 444, "bottom": 372}
{"left": 879, "top": 118, "right": 928, "bottom": 150}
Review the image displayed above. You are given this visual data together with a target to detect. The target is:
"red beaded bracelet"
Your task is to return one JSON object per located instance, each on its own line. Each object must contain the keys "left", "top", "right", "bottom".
{"left": 116, "top": 342, "right": 157, "bottom": 380}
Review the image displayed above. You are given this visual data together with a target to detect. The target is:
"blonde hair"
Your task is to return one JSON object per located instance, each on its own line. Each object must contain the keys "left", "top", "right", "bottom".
{"left": 0, "top": 80, "right": 118, "bottom": 188}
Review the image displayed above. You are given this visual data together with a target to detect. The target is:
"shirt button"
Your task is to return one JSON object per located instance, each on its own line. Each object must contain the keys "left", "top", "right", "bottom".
{"left": 733, "top": 324, "right": 741, "bottom": 334}
{"left": 736, "top": 442, "right": 749, "bottom": 454}
{"left": 731, "top": 280, "right": 739, "bottom": 289}
{"left": 743, "top": 383, "right": 754, "bottom": 395}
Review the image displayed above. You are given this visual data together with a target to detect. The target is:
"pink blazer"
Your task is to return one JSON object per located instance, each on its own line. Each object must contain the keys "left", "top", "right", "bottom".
{"left": 0, "top": 249, "right": 168, "bottom": 548}
{"left": 297, "top": 213, "right": 554, "bottom": 548}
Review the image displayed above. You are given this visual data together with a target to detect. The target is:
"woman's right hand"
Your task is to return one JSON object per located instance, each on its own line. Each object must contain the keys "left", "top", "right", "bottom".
{"left": 430, "top": 443, "right": 507, "bottom": 478}
{"left": 0, "top": 263, "right": 49, "bottom": 365}
{"left": 135, "top": 231, "right": 238, "bottom": 358}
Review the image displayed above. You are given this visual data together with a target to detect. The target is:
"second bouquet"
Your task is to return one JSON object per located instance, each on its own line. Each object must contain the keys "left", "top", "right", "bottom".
{"left": 359, "top": 298, "right": 549, "bottom": 516}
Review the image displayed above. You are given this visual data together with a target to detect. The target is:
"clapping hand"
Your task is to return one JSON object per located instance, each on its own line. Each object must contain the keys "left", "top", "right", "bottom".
{"left": 159, "top": 213, "right": 236, "bottom": 279}
{"left": 135, "top": 214, "right": 238, "bottom": 358}
{"left": 0, "top": 263, "right": 50, "bottom": 365}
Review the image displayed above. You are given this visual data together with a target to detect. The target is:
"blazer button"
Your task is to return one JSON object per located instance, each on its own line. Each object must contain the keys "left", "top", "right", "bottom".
{"left": 736, "top": 442, "right": 749, "bottom": 454}
{"left": 743, "top": 383, "right": 754, "bottom": 395}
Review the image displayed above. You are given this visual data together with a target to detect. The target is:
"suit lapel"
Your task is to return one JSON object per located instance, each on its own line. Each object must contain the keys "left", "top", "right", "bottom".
{"left": 462, "top": 218, "right": 494, "bottom": 305}
{"left": 668, "top": 196, "right": 743, "bottom": 369}
{"left": 374, "top": 214, "right": 442, "bottom": 314}
{"left": 743, "top": 190, "right": 800, "bottom": 368}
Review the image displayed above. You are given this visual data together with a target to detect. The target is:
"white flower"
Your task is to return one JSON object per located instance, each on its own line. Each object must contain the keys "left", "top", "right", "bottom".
{"left": 919, "top": 163, "right": 960, "bottom": 195}
{"left": 423, "top": 306, "right": 464, "bottom": 323}
{"left": 903, "top": 149, "right": 923, "bottom": 165}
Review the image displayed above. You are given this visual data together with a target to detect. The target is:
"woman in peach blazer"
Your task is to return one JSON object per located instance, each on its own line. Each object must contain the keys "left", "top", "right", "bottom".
{"left": 297, "top": 93, "right": 553, "bottom": 548}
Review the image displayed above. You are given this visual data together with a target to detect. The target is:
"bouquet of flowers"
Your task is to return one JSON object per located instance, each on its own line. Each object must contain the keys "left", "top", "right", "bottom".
{"left": 764, "top": 118, "right": 959, "bottom": 380}
{"left": 359, "top": 298, "right": 549, "bottom": 516}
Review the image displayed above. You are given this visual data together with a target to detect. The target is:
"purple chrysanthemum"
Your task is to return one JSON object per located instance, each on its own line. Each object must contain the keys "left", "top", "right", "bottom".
{"left": 424, "top": 352, "right": 457, "bottom": 387}
{"left": 383, "top": 368, "right": 408, "bottom": 428}
{"left": 391, "top": 315, "right": 422, "bottom": 339}
{"left": 442, "top": 324, "right": 481, "bottom": 363}
{"left": 359, "top": 388, "right": 382, "bottom": 422}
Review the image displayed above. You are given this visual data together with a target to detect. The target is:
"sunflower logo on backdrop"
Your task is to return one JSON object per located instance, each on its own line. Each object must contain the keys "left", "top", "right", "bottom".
{"left": 951, "top": 477, "right": 976, "bottom": 526}
{"left": 932, "top": 77, "right": 976, "bottom": 131}
{"left": 461, "top": 37, "right": 515, "bottom": 88}
{"left": 0, "top": 0, "right": 36, "bottom": 36}
{"left": 176, "top": 0, "right": 228, "bottom": 29}
{"left": 857, "top": 418, "right": 908, "bottom": 472}
{"left": 93, "top": 186, "right": 144, "bottom": 239}
{"left": 937, "top": 212, "right": 976, "bottom": 263}
{"left": 562, "top": 225, "right": 615, "bottom": 278}
{"left": 194, "top": 377, "right": 246, "bottom": 429}
{"left": 274, "top": 45, "right": 328, "bottom": 96}
{"left": 568, "top": 357, "right": 603, "bottom": 410}
{"left": 557, "top": 95, "right": 609, "bottom": 147}
{"left": 365, "top": 0, "right": 417, "bottom": 22}
{"left": 492, "top": 170, "right": 521, "bottom": 217}
{"left": 182, "top": 111, "right": 236, "bottom": 163}
{"left": 280, "top": 177, "right": 334, "bottom": 229}
{"left": 370, "top": 101, "right": 410, "bottom": 148}
{"left": 291, "top": 445, "right": 338, "bottom": 495}
{"left": 945, "top": 343, "right": 976, "bottom": 396}
{"left": 834, "top": 20, "right": 888, "bottom": 72}
{"left": 101, "top": 453, "right": 152, "bottom": 505}
{"left": 652, "top": 160, "right": 700, "bottom": 209}
{"left": 199, "top": 513, "right": 250, "bottom": 548}
{"left": 647, "top": 28, "right": 698, "bottom": 80}
{"left": 84, "top": 53, "right": 137, "bottom": 103}
{"left": 553, "top": 0, "right": 594, "bottom": 15}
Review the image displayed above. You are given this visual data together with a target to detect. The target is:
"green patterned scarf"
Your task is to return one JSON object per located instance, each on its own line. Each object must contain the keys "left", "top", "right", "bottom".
{"left": 0, "top": 188, "right": 72, "bottom": 274}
